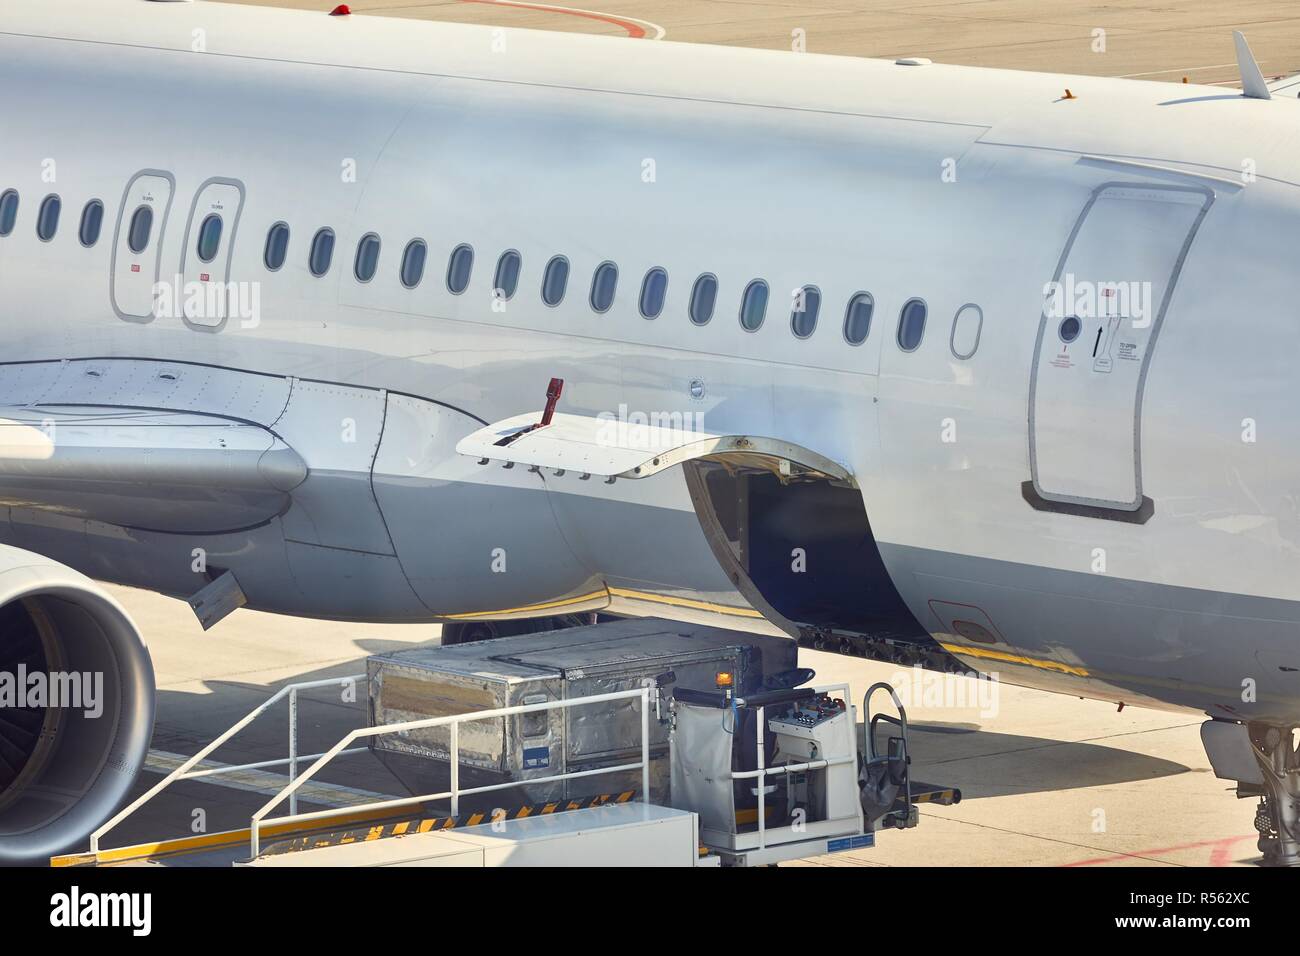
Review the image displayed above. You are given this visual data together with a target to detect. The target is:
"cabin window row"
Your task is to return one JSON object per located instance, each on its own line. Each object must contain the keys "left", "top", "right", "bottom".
{"left": 0, "top": 188, "right": 971, "bottom": 357}
{"left": 279, "top": 224, "right": 949, "bottom": 350}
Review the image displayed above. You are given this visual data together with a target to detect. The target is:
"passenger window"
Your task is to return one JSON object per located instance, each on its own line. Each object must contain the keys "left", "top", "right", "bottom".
{"left": 739, "top": 279, "right": 769, "bottom": 332}
{"left": 308, "top": 227, "right": 335, "bottom": 277}
{"left": 897, "top": 298, "right": 927, "bottom": 352}
{"left": 447, "top": 244, "right": 474, "bottom": 294}
{"left": 843, "top": 292, "right": 874, "bottom": 345}
{"left": 791, "top": 285, "right": 820, "bottom": 338}
{"left": 541, "top": 256, "right": 569, "bottom": 306}
{"left": 689, "top": 274, "right": 717, "bottom": 326}
{"left": 264, "top": 222, "right": 290, "bottom": 271}
{"left": 590, "top": 261, "right": 618, "bottom": 313}
{"left": 0, "top": 190, "right": 17, "bottom": 237}
{"left": 79, "top": 200, "right": 104, "bottom": 248}
{"left": 494, "top": 250, "right": 522, "bottom": 301}
{"left": 354, "top": 233, "right": 381, "bottom": 283}
{"left": 127, "top": 205, "right": 154, "bottom": 254}
{"left": 400, "top": 239, "right": 427, "bottom": 289}
{"left": 195, "top": 213, "right": 222, "bottom": 263}
{"left": 950, "top": 303, "right": 983, "bottom": 359}
{"left": 35, "top": 195, "right": 61, "bottom": 242}
{"left": 639, "top": 267, "right": 668, "bottom": 319}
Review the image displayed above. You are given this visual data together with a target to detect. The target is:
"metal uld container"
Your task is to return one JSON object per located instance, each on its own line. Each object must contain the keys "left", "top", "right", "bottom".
{"left": 367, "top": 618, "right": 796, "bottom": 810}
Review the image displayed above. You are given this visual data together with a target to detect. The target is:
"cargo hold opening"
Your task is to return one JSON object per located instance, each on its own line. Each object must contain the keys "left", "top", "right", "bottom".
{"left": 685, "top": 461, "right": 929, "bottom": 642}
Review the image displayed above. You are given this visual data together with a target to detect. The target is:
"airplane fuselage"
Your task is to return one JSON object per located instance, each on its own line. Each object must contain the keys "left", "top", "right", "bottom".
{"left": 3, "top": 0, "right": 1300, "bottom": 726}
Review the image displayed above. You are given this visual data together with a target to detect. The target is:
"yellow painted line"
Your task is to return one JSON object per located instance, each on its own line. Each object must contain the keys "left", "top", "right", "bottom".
{"left": 50, "top": 804, "right": 402, "bottom": 867}
{"left": 940, "top": 642, "right": 1090, "bottom": 677}
{"left": 608, "top": 587, "right": 765, "bottom": 619}
{"left": 443, "top": 589, "right": 609, "bottom": 620}
{"left": 443, "top": 585, "right": 764, "bottom": 623}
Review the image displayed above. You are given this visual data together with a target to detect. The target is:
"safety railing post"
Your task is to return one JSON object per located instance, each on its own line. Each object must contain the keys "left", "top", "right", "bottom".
{"left": 641, "top": 688, "right": 650, "bottom": 804}
{"left": 246, "top": 688, "right": 651, "bottom": 860}
{"left": 288, "top": 687, "right": 299, "bottom": 817}
{"left": 450, "top": 722, "right": 460, "bottom": 819}
{"left": 88, "top": 672, "right": 365, "bottom": 859}
{"left": 756, "top": 704, "right": 767, "bottom": 851}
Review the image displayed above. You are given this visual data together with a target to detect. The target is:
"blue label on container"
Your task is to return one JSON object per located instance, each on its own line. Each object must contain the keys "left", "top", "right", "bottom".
{"left": 522, "top": 746, "right": 550, "bottom": 770}
{"left": 827, "top": 834, "right": 874, "bottom": 853}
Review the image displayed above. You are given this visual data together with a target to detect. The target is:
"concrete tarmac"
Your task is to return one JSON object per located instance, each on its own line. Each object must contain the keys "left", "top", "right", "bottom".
{"left": 226, "top": 0, "right": 1300, "bottom": 86}
{"left": 101, "top": 585, "right": 1259, "bottom": 867}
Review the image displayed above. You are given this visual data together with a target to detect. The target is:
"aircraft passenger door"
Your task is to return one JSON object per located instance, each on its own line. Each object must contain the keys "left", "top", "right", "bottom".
{"left": 179, "top": 179, "right": 245, "bottom": 329}
{"left": 110, "top": 171, "right": 175, "bottom": 322}
{"left": 1028, "top": 183, "right": 1213, "bottom": 515}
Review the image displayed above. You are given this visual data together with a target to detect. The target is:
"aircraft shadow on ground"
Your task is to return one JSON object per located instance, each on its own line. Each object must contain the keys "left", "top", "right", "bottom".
{"left": 897, "top": 720, "right": 1194, "bottom": 798}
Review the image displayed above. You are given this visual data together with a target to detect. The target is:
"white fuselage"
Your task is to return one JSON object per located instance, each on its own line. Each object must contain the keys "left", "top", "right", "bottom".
{"left": 3, "top": 0, "right": 1300, "bottom": 723}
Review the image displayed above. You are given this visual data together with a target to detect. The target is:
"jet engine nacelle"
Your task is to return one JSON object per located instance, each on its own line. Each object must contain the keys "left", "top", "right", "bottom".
{"left": 0, "top": 545, "right": 154, "bottom": 864}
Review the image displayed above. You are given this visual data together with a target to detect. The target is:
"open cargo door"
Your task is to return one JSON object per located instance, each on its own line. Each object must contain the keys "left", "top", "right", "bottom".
{"left": 456, "top": 411, "right": 854, "bottom": 485}
{"left": 457, "top": 409, "right": 939, "bottom": 656}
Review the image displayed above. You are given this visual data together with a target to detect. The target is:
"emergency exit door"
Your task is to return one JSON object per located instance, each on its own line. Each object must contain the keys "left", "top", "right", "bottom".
{"left": 111, "top": 170, "right": 174, "bottom": 321}
{"left": 179, "top": 179, "right": 245, "bottom": 328}
{"left": 1028, "top": 183, "right": 1213, "bottom": 514}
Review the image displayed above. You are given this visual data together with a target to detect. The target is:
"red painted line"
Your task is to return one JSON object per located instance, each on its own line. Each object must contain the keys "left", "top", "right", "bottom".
{"left": 459, "top": 0, "right": 648, "bottom": 39}
{"left": 1061, "top": 833, "right": 1256, "bottom": 868}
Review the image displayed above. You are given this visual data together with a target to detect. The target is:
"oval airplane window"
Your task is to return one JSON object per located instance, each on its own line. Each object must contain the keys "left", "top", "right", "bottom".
{"left": 354, "top": 233, "right": 381, "bottom": 283}
{"left": 639, "top": 267, "right": 668, "bottom": 319}
{"left": 689, "top": 273, "right": 717, "bottom": 326}
{"left": 308, "top": 227, "right": 335, "bottom": 277}
{"left": 791, "top": 285, "right": 820, "bottom": 339}
{"left": 1058, "top": 314, "right": 1082, "bottom": 344}
{"left": 897, "top": 298, "right": 927, "bottom": 352}
{"left": 494, "top": 249, "right": 522, "bottom": 301}
{"left": 0, "top": 190, "right": 17, "bottom": 237}
{"left": 264, "top": 222, "right": 290, "bottom": 271}
{"left": 950, "top": 303, "right": 983, "bottom": 359}
{"left": 739, "top": 279, "right": 769, "bottom": 332}
{"left": 400, "top": 239, "right": 427, "bottom": 289}
{"left": 79, "top": 200, "right": 104, "bottom": 248}
{"left": 35, "top": 195, "right": 61, "bottom": 242}
{"left": 196, "top": 213, "right": 223, "bottom": 263}
{"left": 844, "top": 292, "right": 874, "bottom": 345}
{"left": 447, "top": 243, "right": 474, "bottom": 294}
{"left": 590, "top": 261, "right": 618, "bottom": 313}
{"left": 127, "top": 205, "right": 154, "bottom": 254}
{"left": 541, "top": 256, "right": 569, "bottom": 306}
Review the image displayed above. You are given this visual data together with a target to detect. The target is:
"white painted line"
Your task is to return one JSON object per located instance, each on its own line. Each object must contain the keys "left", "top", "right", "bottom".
{"left": 145, "top": 749, "right": 394, "bottom": 806}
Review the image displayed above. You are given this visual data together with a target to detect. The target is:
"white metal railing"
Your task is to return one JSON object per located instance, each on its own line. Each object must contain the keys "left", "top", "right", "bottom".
{"left": 90, "top": 673, "right": 368, "bottom": 855}
{"left": 726, "top": 683, "right": 860, "bottom": 850}
{"left": 248, "top": 686, "right": 653, "bottom": 857}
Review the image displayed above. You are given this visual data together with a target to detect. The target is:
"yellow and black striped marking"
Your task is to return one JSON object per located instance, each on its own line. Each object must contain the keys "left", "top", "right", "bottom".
{"left": 260, "top": 790, "right": 637, "bottom": 856}
{"left": 907, "top": 783, "right": 962, "bottom": 807}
